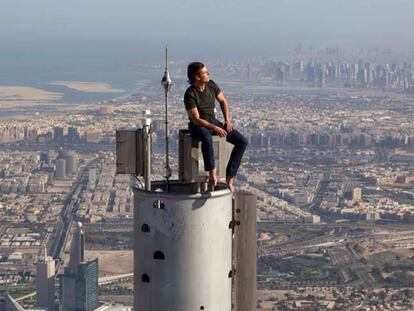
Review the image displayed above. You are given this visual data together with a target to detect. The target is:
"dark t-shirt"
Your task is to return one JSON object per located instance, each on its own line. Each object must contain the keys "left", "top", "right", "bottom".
{"left": 184, "top": 80, "right": 221, "bottom": 121}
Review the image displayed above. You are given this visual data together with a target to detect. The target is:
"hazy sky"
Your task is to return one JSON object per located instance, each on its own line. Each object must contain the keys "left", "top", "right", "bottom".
{"left": 1, "top": 0, "right": 413, "bottom": 61}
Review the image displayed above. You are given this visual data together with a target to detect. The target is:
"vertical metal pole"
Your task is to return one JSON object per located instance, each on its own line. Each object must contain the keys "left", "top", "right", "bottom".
{"left": 233, "top": 191, "right": 257, "bottom": 311}
{"left": 144, "top": 125, "right": 151, "bottom": 191}
{"left": 165, "top": 91, "right": 170, "bottom": 191}
{"left": 161, "top": 46, "right": 172, "bottom": 191}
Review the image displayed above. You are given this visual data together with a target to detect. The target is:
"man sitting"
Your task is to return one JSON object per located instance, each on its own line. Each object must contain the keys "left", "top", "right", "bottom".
{"left": 184, "top": 62, "right": 248, "bottom": 192}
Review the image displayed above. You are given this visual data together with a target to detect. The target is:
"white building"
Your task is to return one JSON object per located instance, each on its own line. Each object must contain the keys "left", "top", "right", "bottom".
{"left": 36, "top": 248, "right": 56, "bottom": 311}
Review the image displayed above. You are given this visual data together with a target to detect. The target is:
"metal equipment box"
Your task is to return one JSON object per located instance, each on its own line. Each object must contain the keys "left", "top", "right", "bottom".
{"left": 178, "top": 129, "right": 231, "bottom": 183}
{"left": 116, "top": 129, "right": 143, "bottom": 175}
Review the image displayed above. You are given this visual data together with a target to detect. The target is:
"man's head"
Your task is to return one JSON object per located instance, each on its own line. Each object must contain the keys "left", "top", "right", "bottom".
{"left": 187, "top": 62, "right": 210, "bottom": 84}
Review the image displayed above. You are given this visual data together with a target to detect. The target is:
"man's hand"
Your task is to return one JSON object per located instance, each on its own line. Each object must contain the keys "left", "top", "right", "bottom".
{"left": 212, "top": 125, "right": 227, "bottom": 137}
{"left": 217, "top": 92, "right": 233, "bottom": 132}
{"left": 224, "top": 120, "right": 234, "bottom": 132}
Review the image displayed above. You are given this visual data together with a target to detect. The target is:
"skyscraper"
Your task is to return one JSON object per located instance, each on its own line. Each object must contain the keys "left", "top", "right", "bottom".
{"left": 61, "top": 222, "right": 99, "bottom": 311}
{"left": 40, "top": 152, "right": 50, "bottom": 165}
{"left": 56, "top": 159, "right": 66, "bottom": 179}
{"left": 67, "top": 127, "right": 80, "bottom": 143}
{"left": 54, "top": 127, "right": 64, "bottom": 145}
{"left": 64, "top": 153, "right": 77, "bottom": 175}
{"left": 58, "top": 150, "right": 77, "bottom": 175}
{"left": 36, "top": 248, "right": 56, "bottom": 311}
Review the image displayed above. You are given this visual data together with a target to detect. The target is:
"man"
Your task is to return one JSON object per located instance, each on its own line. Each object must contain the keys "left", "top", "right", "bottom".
{"left": 184, "top": 62, "right": 248, "bottom": 192}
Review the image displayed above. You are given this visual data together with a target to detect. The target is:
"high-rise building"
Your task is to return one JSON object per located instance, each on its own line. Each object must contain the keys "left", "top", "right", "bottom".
{"left": 40, "top": 152, "right": 50, "bottom": 164}
{"left": 36, "top": 248, "right": 56, "bottom": 311}
{"left": 67, "top": 127, "right": 80, "bottom": 143}
{"left": 64, "top": 153, "right": 77, "bottom": 175}
{"left": 56, "top": 159, "right": 66, "bottom": 179}
{"left": 54, "top": 127, "right": 64, "bottom": 145}
{"left": 61, "top": 222, "right": 99, "bottom": 311}
{"left": 58, "top": 150, "right": 78, "bottom": 175}
{"left": 66, "top": 154, "right": 77, "bottom": 175}
{"left": 61, "top": 259, "right": 99, "bottom": 311}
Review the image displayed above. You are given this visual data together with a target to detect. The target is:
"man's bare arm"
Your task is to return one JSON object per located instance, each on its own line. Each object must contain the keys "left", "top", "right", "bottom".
{"left": 217, "top": 91, "right": 234, "bottom": 132}
{"left": 187, "top": 107, "right": 227, "bottom": 137}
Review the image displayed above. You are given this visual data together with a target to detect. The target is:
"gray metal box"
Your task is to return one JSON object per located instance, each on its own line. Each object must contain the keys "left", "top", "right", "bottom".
{"left": 116, "top": 129, "right": 143, "bottom": 175}
{"left": 178, "top": 129, "right": 231, "bottom": 183}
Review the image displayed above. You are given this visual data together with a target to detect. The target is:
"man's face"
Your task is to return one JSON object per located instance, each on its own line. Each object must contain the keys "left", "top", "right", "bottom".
{"left": 197, "top": 66, "right": 210, "bottom": 83}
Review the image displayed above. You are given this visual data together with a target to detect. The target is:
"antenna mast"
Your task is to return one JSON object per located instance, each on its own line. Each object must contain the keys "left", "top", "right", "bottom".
{"left": 161, "top": 46, "right": 172, "bottom": 190}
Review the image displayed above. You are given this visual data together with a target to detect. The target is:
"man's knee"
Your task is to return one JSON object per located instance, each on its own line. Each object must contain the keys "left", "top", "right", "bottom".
{"left": 239, "top": 135, "right": 249, "bottom": 150}
{"left": 190, "top": 127, "right": 213, "bottom": 144}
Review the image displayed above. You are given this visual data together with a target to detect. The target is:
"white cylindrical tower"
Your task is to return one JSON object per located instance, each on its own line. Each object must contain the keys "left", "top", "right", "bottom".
{"left": 134, "top": 182, "right": 233, "bottom": 311}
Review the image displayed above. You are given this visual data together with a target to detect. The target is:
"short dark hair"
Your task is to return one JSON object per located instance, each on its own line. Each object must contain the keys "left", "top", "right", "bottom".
{"left": 187, "top": 62, "right": 205, "bottom": 84}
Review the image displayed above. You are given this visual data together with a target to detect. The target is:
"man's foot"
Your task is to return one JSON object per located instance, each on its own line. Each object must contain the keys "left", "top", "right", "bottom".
{"left": 209, "top": 169, "right": 218, "bottom": 187}
{"left": 226, "top": 176, "right": 235, "bottom": 192}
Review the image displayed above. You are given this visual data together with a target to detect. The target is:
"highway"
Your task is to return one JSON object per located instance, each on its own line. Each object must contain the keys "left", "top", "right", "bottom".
{"left": 99, "top": 273, "right": 133, "bottom": 286}
{"left": 48, "top": 159, "right": 98, "bottom": 272}
{"left": 258, "top": 224, "right": 414, "bottom": 258}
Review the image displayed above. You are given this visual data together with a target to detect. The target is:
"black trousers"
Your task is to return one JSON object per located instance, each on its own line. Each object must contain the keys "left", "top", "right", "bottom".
{"left": 189, "top": 119, "right": 248, "bottom": 177}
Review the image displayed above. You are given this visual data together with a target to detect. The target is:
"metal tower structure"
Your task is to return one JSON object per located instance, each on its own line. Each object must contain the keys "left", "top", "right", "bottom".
{"left": 116, "top": 47, "right": 257, "bottom": 311}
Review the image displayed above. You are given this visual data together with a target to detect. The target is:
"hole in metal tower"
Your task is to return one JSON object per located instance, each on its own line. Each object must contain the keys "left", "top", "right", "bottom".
{"left": 153, "top": 251, "right": 165, "bottom": 260}
{"left": 141, "top": 274, "right": 150, "bottom": 283}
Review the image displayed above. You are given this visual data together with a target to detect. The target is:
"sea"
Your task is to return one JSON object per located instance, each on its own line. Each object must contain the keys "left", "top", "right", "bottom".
{"left": 0, "top": 43, "right": 167, "bottom": 108}
{"left": 0, "top": 43, "right": 339, "bottom": 118}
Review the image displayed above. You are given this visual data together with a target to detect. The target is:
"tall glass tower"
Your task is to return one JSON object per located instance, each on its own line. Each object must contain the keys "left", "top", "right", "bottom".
{"left": 61, "top": 222, "right": 99, "bottom": 311}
